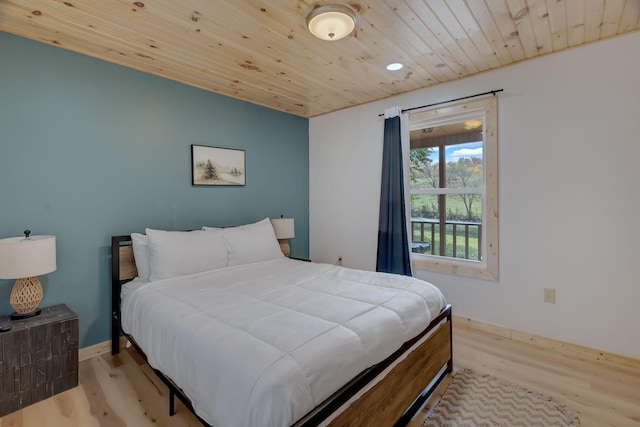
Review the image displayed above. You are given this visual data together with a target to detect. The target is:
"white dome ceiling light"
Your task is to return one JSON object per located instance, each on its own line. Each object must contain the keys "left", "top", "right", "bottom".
{"left": 306, "top": 4, "right": 356, "bottom": 41}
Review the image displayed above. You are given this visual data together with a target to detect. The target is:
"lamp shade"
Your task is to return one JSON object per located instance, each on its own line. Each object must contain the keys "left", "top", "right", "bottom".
{"left": 271, "top": 218, "right": 295, "bottom": 239}
{"left": 0, "top": 235, "right": 57, "bottom": 279}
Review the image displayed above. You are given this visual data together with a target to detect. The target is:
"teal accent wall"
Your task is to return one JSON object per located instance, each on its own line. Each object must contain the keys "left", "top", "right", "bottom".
{"left": 0, "top": 31, "right": 309, "bottom": 348}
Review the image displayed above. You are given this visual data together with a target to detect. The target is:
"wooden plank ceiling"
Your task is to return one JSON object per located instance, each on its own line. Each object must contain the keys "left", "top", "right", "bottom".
{"left": 1, "top": 0, "right": 638, "bottom": 118}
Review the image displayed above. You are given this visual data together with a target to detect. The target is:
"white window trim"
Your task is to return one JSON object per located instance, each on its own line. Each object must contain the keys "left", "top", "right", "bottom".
{"left": 408, "top": 96, "right": 499, "bottom": 281}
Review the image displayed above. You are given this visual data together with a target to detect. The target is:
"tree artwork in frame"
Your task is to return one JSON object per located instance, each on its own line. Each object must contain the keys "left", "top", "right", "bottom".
{"left": 191, "top": 145, "right": 246, "bottom": 186}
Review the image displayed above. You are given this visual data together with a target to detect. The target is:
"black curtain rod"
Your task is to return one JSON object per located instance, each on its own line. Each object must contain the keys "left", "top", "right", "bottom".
{"left": 378, "top": 89, "right": 504, "bottom": 117}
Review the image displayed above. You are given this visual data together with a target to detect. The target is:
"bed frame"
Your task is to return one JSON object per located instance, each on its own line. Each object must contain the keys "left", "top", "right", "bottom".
{"left": 111, "top": 235, "right": 453, "bottom": 427}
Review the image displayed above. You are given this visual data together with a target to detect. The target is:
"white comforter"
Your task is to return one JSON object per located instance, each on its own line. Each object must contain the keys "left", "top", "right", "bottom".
{"left": 121, "top": 258, "right": 446, "bottom": 427}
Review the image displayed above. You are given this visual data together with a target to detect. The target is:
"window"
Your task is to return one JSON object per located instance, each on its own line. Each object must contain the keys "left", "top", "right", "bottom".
{"left": 408, "top": 96, "right": 498, "bottom": 280}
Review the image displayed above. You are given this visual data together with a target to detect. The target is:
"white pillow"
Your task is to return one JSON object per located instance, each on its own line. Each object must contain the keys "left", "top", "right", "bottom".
{"left": 146, "top": 229, "right": 229, "bottom": 281}
{"left": 131, "top": 233, "right": 150, "bottom": 281}
{"left": 222, "top": 218, "right": 284, "bottom": 266}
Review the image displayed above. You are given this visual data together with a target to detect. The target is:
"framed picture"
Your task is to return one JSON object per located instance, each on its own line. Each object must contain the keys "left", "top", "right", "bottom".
{"left": 191, "top": 145, "right": 246, "bottom": 186}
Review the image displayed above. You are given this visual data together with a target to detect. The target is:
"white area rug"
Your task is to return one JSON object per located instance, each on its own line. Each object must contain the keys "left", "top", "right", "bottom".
{"left": 422, "top": 368, "right": 580, "bottom": 427}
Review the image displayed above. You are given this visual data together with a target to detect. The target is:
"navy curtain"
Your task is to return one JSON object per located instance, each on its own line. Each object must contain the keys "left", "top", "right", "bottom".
{"left": 376, "top": 114, "right": 412, "bottom": 276}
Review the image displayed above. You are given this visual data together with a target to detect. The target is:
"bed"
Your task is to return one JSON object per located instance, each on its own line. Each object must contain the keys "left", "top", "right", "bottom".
{"left": 110, "top": 219, "right": 452, "bottom": 427}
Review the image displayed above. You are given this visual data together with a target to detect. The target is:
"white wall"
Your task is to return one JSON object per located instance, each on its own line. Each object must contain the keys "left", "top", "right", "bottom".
{"left": 309, "top": 31, "right": 640, "bottom": 359}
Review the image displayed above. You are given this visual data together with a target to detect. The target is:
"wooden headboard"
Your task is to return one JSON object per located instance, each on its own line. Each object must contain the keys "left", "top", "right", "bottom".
{"left": 118, "top": 244, "right": 137, "bottom": 281}
{"left": 111, "top": 235, "right": 137, "bottom": 355}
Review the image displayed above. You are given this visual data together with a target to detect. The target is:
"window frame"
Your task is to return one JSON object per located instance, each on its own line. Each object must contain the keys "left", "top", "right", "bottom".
{"left": 408, "top": 96, "right": 498, "bottom": 281}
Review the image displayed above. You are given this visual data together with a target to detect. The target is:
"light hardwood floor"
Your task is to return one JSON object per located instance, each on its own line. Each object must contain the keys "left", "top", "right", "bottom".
{"left": 409, "top": 326, "right": 640, "bottom": 427}
{"left": 1, "top": 326, "right": 639, "bottom": 427}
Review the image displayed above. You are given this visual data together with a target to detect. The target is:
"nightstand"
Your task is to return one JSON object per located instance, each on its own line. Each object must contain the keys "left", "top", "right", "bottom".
{"left": 0, "top": 304, "right": 78, "bottom": 416}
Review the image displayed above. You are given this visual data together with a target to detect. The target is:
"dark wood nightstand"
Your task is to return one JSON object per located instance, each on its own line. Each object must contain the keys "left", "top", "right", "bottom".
{"left": 0, "top": 304, "right": 78, "bottom": 416}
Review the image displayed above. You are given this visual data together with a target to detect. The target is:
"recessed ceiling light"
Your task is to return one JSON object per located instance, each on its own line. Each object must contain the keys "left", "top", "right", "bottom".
{"left": 386, "top": 62, "right": 403, "bottom": 71}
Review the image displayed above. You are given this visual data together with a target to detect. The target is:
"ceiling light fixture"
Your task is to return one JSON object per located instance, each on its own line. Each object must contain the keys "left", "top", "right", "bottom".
{"left": 306, "top": 4, "right": 356, "bottom": 41}
{"left": 463, "top": 119, "right": 483, "bottom": 130}
{"left": 386, "top": 62, "right": 403, "bottom": 71}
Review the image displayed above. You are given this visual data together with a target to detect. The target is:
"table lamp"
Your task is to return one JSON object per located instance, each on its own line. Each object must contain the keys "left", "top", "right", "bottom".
{"left": 271, "top": 216, "right": 295, "bottom": 257}
{"left": 0, "top": 230, "right": 56, "bottom": 319}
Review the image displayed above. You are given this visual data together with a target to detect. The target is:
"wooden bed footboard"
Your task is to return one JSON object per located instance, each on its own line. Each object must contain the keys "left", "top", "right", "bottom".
{"left": 111, "top": 235, "right": 453, "bottom": 427}
{"left": 329, "top": 313, "right": 451, "bottom": 426}
{"left": 294, "top": 305, "right": 452, "bottom": 427}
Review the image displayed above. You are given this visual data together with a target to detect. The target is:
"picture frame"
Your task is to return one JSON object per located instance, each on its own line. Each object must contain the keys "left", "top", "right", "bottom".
{"left": 191, "top": 145, "right": 246, "bottom": 186}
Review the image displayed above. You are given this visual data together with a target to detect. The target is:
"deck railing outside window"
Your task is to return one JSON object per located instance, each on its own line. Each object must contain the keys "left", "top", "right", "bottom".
{"left": 411, "top": 218, "right": 482, "bottom": 261}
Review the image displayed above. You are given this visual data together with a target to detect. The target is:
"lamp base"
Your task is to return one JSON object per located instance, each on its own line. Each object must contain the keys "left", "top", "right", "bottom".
{"left": 10, "top": 276, "right": 44, "bottom": 318}
{"left": 10, "top": 308, "right": 41, "bottom": 320}
{"left": 277, "top": 239, "right": 291, "bottom": 257}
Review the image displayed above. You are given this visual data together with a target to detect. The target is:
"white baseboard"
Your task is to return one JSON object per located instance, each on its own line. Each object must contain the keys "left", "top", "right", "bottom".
{"left": 79, "top": 336, "right": 128, "bottom": 362}
{"left": 452, "top": 315, "right": 640, "bottom": 371}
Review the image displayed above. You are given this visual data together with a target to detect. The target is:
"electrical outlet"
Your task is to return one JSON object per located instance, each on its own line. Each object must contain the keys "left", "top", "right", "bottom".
{"left": 544, "top": 288, "right": 555, "bottom": 304}
{"left": 337, "top": 256, "right": 343, "bottom": 266}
